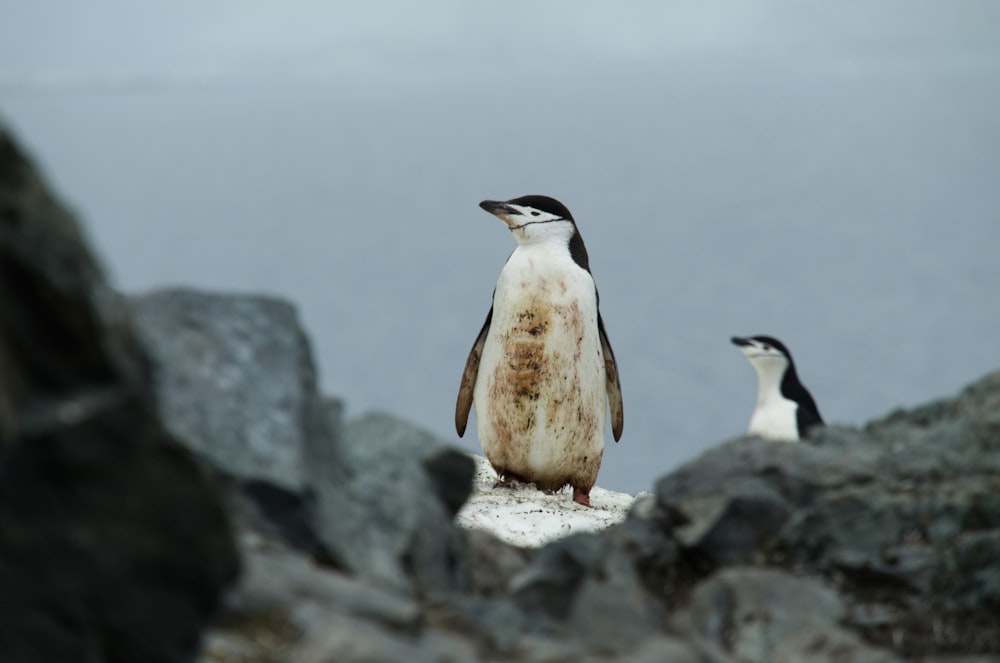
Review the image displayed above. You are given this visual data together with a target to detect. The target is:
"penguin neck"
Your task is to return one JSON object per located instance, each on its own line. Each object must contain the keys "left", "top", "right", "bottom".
{"left": 753, "top": 363, "right": 790, "bottom": 407}
{"left": 511, "top": 219, "right": 576, "bottom": 249}
{"left": 749, "top": 362, "right": 801, "bottom": 441}
{"left": 510, "top": 238, "right": 574, "bottom": 270}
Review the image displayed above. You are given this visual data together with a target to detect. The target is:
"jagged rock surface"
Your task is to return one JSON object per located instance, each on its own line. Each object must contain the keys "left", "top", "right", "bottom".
{"left": 129, "top": 289, "right": 327, "bottom": 493}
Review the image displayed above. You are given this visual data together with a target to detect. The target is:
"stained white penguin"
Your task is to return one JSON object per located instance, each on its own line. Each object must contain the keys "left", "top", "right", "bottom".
{"left": 456, "top": 195, "right": 623, "bottom": 507}
{"left": 731, "top": 335, "right": 823, "bottom": 441}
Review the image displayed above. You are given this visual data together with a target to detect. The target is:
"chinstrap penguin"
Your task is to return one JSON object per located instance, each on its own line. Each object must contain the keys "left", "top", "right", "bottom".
{"left": 456, "top": 195, "right": 623, "bottom": 507}
{"left": 731, "top": 335, "right": 823, "bottom": 441}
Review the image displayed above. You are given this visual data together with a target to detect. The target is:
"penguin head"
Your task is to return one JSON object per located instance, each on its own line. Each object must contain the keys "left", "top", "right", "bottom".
{"left": 731, "top": 335, "right": 793, "bottom": 379}
{"left": 479, "top": 195, "right": 592, "bottom": 272}
{"left": 479, "top": 195, "right": 578, "bottom": 244}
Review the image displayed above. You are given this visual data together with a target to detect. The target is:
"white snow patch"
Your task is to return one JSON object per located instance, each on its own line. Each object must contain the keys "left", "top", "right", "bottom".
{"left": 455, "top": 455, "right": 647, "bottom": 548}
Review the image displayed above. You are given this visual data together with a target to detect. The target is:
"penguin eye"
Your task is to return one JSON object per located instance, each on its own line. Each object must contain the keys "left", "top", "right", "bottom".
{"left": 530, "top": 211, "right": 541, "bottom": 216}
{"left": 762, "top": 344, "right": 771, "bottom": 351}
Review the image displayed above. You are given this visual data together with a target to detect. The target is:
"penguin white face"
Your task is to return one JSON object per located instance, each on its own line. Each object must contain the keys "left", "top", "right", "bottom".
{"left": 479, "top": 197, "right": 576, "bottom": 247}
{"left": 731, "top": 336, "right": 791, "bottom": 378}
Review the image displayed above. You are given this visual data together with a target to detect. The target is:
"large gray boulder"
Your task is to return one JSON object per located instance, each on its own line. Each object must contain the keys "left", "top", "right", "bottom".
{"left": 0, "top": 124, "right": 238, "bottom": 662}
{"left": 129, "top": 288, "right": 326, "bottom": 493}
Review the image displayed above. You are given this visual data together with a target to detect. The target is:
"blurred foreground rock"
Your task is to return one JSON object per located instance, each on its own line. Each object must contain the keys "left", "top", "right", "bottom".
{"left": 3, "top": 120, "right": 998, "bottom": 663}
{"left": 0, "top": 125, "right": 239, "bottom": 662}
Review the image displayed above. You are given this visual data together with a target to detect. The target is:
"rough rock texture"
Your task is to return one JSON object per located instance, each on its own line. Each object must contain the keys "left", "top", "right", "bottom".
{"left": 316, "top": 412, "right": 475, "bottom": 595}
{"left": 129, "top": 289, "right": 326, "bottom": 493}
{"left": 670, "top": 567, "right": 901, "bottom": 663}
{"left": 128, "top": 288, "right": 340, "bottom": 563}
{"left": 0, "top": 125, "right": 239, "bottom": 662}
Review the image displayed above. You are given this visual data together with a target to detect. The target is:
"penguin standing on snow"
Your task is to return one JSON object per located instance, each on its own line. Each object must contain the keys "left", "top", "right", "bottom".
{"left": 456, "top": 195, "right": 623, "bottom": 507}
{"left": 731, "top": 335, "right": 823, "bottom": 441}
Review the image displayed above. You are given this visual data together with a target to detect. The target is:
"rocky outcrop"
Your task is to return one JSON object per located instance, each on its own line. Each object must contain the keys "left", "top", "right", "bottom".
{"left": 185, "top": 342, "right": 999, "bottom": 662}
{"left": 3, "top": 118, "right": 998, "bottom": 663}
{"left": 128, "top": 288, "right": 476, "bottom": 596}
{"left": 0, "top": 125, "right": 239, "bottom": 662}
{"left": 191, "top": 338, "right": 998, "bottom": 663}
{"left": 128, "top": 288, "right": 337, "bottom": 561}
{"left": 652, "top": 372, "right": 1000, "bottom": 658}
{"left": 129, "top": 289, "right": 325, "bottom": 493}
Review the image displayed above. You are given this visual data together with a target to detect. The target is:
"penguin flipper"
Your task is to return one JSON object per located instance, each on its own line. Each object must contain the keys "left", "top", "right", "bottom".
{"left": 796, "top": 397, "right": 824, "bottom": 438}
{"left": 598, "top": 313, "right": 623, "bottom": 442}
{"left": 455, "top": 307, "right": 493, "bottom": 437}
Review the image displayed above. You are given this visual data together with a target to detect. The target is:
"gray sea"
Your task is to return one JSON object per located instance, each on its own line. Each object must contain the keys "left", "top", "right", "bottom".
{"left": 2, "top": 2, "right": 998, "bottom": 492}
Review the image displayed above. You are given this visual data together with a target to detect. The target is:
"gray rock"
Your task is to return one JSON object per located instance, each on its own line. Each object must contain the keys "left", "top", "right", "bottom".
{"left": 128, "top": 289, "right": 352, "bottom": 564}
{"left": 0, "top": 129, "right": 152, "bottom": 447}
{"left": 301, "top": 395, "right": 348, "bottom": 506}
{"left": 0, "top": 419, "right": 240, "bottom": 663}
{"left": 428, "top": 594, "right": 541, "bottom": 657}
{"left": 287, "top": 613, "right": 417, "bottom": 663}
{"left": 227, "top": 534, "right": 421, "bottom": 631}
{"left": 313, "top": 411, "right": 475, "bottom": 595}
{"left": 608, "top": 506, "right": 684, "bottom": 599}
{"left": 292, "top": 615, "right": 485, "bottom": 663}
{"left": 129, "top": 285, "right": 477, "bottom": 596}
{"left": 671, "top": 567, "right": 850, "bottom": 662}
{"left": 665, "top": 475, "right": 790, "bottom": 567}
{"left": 129, "top": 288, "right": 326, "bottom": 492}
{"left": 464, "top": 528, "right": 534, "bottom": 596}
{"left": 654, "top": 432, "right": 875, "bottom": 569}
{"left": 625, "top": 636, "right": 736, "bottom": 663}
{"left": 200, "top": 533, "right": 424, "bottom": 663}
{"left": 0, "top": 124, "right": 238, "bottom": 663}
{"left": 772, "top": 627, "right": 903, "bottom": 663}
{"left": 510, "top": 532, "right": 662, "bottom": 655}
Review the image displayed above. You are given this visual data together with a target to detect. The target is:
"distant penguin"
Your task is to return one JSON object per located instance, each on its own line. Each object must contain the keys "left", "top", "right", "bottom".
{"left": 731, "top": 335, "right": 823, "bottom": 441}
{"left": 456, "top": 195, "right": 623, "bottom": 507}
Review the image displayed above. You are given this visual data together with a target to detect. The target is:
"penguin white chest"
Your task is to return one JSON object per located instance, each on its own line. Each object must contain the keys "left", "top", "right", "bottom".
{"left": 473, "top": 247, "right": 606, "bottom": 491}
{"left": 747, "top": 396, "right": 800, "bottom": 441}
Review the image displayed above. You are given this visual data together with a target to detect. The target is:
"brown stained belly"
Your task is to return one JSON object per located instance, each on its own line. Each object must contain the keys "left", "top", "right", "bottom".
{"left": 489, "top": 297, "right": 585, "bottom": 440}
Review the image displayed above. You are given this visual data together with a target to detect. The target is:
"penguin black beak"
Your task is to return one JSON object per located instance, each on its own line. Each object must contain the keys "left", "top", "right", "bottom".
{"left": 479, "top": 200, "right": 516, "bottom": 217}
{"left": 731, "top": 337, "right": 752, "bottom": 348}
{"left": 480, "top": 200, "right": 523, "bottom": 230}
